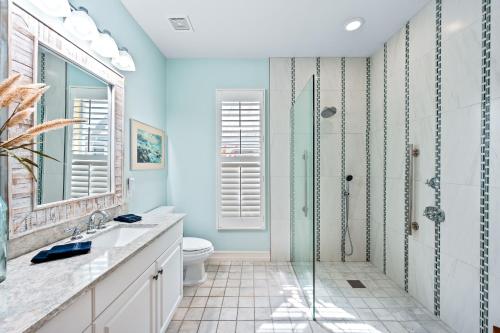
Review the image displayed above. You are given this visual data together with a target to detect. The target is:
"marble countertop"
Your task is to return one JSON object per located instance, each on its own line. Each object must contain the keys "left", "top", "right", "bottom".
{"left": 0, "top": 213, "right": 185, "bottom": 333}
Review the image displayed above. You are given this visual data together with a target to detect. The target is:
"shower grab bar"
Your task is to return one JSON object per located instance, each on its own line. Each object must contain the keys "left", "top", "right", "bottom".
{"left": 408, "top": 144, "right": 419, "bottom": 235}
{"left": 302, "top": 150, "right": 308, "bottom": 217}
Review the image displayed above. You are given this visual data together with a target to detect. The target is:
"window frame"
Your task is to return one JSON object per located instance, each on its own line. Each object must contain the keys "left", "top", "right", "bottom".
{"left": 215, "top": 89, "right": 266, "bottom": 230}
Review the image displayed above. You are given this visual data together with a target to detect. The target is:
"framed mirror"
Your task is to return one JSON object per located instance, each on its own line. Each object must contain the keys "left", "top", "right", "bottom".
{"left": 7, "top": 4, "right": 125, "bottom": 240}
{"left": 36, "top": 46, "right": 114, "bottom": 207}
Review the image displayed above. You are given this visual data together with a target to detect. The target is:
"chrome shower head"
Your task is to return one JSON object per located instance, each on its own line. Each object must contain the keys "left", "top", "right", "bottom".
{"left": 321, "top": 107, "right": 337, "bottom": 118}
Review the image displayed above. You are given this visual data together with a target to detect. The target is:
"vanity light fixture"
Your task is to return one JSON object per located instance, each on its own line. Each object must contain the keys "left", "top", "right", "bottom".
{"left": 345, "top": 18, "right": 364, "bottom": 32}
{"left": 63, "top": 7, "right": 99, "bottom": 41}
{"left": 29, "top": 0, "right": 71, "bottom": 17}
{"left": 111, "top": 47, "right": 136, "bottom": 72}
{"left": 91, "top": 30, "right": 119, "bottom": 59}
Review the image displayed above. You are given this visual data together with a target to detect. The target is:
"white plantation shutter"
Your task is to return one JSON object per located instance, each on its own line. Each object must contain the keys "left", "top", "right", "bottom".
{"left": 216, "top": 90, "right": 266, "bottom": 230}
{"left": 68, "top": 87, "right": 111, "bottom": 198}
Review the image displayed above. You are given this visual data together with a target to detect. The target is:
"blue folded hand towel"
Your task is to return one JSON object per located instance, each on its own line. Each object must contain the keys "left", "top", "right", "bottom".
{"left": 31, "top": 241, "right": 92, "bottom": 264}
{"left": 114, "top": 214, "right": 142, "bottom": 223}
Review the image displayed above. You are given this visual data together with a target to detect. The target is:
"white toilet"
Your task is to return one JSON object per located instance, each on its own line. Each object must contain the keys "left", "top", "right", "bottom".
{"left": 183, "top": 237, "right": 214, "bottom": 286}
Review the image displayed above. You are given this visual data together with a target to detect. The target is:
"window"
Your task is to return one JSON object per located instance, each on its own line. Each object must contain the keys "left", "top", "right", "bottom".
{"left": 216, "top": 89, "right": 266, "bottom": 230}
{"left": 69, "top": 87, "right": 111, "bottom": 198}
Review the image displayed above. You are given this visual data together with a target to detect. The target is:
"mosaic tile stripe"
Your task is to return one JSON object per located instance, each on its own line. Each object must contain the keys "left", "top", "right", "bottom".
{"left": 433, "top": 0, "right": 443, "bottom": 317}
{"left": 290, "top": 57, "right": 296, "bottom": 261}
{"left": 365, "top": 57, "right": 371, "bottom": 263}
{"left": 383, "top": 44, "right": 388, "bottom": 275}
{"left": 341, "top": 57, "right": 347, "bottom": 262}
{"left": 404, "top": 22, "right": 411, "bottom": 293}
{"left": 37, "top": 52, "right": 46, "bottom": 205}
{"left": 315, "top": 57, "right": 321, "bottom": 262}
{"left": 479, "top": 0, "right": 491, "bottom": 331}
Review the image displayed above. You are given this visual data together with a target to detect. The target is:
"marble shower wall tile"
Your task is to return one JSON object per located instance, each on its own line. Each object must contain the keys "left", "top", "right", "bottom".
{"left": 384, "top": 23, "right": 406, "bottom": 289}
{"left": 406, "top": 0, "right": 436, "bottom": 323}
{"left": 270, "top": 57, "right": 367, "bottom": 261}
{"left": 440, "top": 254, "right": 480, "bottom": 333}
{"left": 269, "top": 58, "right": 292, "bottom": 261}
{"left": 344, "top": 58, "right": 367, "bottom": 262}
{"left": 320, "top": 176, "right": 342, "bottom": 262}
{"left": 369, "top": 46, "right": 385, "bottom": 269}
{"left": 439, "top": 0, "right": 483, "bottom": 331}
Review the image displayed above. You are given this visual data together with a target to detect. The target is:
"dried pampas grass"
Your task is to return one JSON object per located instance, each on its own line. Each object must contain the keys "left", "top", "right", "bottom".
{"left": 0, "top": 73, "right": 21, "bottom": 97}
{"left": 2, "top": 119, "right": 84, "bottom": 148}
{"left": 5, "top": 108, "right": 33, "bottom": 128}
{"left": 17, "top": 86, "right": 49, "bottom": 111}
{"left": 0, "top": 74, "right": 84, "bottom": 179}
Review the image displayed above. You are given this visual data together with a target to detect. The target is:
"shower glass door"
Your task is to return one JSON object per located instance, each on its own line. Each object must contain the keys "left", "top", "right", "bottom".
{"left": 291, "top": 76, "right": 316, "bottom": 318}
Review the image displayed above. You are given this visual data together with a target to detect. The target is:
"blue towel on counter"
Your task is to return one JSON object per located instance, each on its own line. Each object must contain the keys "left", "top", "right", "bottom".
{"left": 31, "top": 241, "right": 92, "bottom": 264}
{"left": 114, "top": 214, "right": 142, "bottom": 223}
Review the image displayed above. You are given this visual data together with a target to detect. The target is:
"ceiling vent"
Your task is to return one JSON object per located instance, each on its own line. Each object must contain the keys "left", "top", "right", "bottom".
{"left": 168, "top": 17, "right": 193, "bottom": 31}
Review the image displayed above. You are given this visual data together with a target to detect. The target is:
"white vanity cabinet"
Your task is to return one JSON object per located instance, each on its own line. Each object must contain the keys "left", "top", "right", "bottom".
{"left": 95, "top": 240, "right": 183, "bottom": 333}
{"left": 35, "top": 220, "right": 183, "bottom": 333}
{"left": 156, "top": 243, "right": 183, "bottom": 333}
{"left": 94, "top": 263, "right": 157, "bottom": 333}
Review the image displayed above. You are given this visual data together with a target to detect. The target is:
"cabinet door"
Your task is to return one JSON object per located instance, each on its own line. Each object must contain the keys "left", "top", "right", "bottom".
{"left": 157, "top": 240, "right": 183, "bottom": 333}
{"left": 94, "top": 263, "right": 156, "bottom": 333}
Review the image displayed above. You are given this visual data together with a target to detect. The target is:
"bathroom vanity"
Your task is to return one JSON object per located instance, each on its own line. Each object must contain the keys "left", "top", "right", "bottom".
{"left": 0, "top": 213, "right": 184, "bottom": 333}
{"left": 0, "top": 2, "right": 184, "bottom": 332}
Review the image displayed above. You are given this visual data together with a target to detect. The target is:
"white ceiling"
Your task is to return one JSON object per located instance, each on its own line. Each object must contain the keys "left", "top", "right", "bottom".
{"left": 121, "top": 0, "right": 430, "bottom": 58}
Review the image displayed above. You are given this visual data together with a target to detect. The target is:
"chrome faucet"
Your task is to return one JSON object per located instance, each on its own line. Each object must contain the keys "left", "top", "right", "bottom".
{"left": 64, "top": 226, "right": 83, "bottom": 240}
{"left": 87, "top": 210, "right": 110, "bottom": 233}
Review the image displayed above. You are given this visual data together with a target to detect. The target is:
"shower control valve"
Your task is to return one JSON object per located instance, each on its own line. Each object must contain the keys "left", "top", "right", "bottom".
{"left": 425, "top": 176, "right": 439, "bottom": 190}
{"left": 423, "top": 206, "right": 445, "bottom": 224}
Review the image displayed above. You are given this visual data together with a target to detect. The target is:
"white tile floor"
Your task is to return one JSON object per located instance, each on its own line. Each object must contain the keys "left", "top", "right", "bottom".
{"left": 167, "top": 260, "right": 454, "bottom": 333}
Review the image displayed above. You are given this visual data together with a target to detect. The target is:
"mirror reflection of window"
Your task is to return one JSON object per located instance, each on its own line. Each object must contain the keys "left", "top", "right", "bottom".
{"left": 37, "top": 46, "right": 113, "bottom": 206}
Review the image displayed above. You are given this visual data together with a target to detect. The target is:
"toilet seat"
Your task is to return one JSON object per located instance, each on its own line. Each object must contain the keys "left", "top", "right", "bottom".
{"left": 183, "top": 237, "right": 213, "bottom": 252}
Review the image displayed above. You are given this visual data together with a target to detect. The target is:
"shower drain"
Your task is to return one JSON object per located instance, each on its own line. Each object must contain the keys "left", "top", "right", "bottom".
{"left": 347, "top": 280, "right": 366, "bottom": 288}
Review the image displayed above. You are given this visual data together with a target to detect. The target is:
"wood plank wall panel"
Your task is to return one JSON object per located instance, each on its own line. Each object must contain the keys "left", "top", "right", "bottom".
{"left": 7, "top": 4, "right": 125, "bottom": 237}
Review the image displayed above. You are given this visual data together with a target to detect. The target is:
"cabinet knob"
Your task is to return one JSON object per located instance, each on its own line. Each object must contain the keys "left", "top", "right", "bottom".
{"left": 153, "top": 274, "right": 158, "bottom": 280}
{"left": 158, "top": 269, "right": 164, "bottom": 275}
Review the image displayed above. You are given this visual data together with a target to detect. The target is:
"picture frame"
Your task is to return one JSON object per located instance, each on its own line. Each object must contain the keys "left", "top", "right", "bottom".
{"left": 130, "top": 119, "right": 166, "bottom": 170}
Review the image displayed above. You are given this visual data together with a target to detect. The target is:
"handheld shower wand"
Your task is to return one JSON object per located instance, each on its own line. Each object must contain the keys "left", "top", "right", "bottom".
{"left": 344, "top": 175, "right": 354, "bottom": 257}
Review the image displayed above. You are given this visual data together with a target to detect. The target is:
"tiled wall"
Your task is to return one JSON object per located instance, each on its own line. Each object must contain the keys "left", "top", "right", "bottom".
{"left": 370, "top": 0, "right": 500, "bottom": 332}
{"left": 269, "top": 57, "right": 367, "bottom": 262}
{"left": 489, "top": 1, "right": 499, "bottom": 331}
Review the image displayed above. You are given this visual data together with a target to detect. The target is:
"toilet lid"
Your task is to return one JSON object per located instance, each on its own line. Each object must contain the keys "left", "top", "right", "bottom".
{"left": 183, "top": 237, "right": 213, "bottom": 252}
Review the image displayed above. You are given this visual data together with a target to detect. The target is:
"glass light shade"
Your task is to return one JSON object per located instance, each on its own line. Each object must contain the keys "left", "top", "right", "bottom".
{"left": 29, "top": 0, "right": 71, "bottom": 17}
{"left": 91, "top": 31, "right": 119, "bottom": 59}
{"left": 63, "top": 8, "right": 99, "bottom": 41}
{"left": 112, "top": 48, "right": 136, "bottom": 72}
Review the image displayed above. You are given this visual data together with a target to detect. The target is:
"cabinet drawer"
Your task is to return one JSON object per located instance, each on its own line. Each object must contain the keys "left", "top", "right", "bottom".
{"left": 36, "top": 291, "right": 92, "bottom": 333}
{"left": 94, "top": 222, "right": 182, "bottom": 316}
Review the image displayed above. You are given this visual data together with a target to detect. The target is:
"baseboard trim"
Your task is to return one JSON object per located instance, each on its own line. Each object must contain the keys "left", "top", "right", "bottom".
{"left": 210, "top": 251, "right": 270, "bottom": 261}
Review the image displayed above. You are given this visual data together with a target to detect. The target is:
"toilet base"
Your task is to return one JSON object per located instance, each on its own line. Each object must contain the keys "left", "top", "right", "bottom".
{"left": 183, "top": 261, "right": 208, "bottom": 286}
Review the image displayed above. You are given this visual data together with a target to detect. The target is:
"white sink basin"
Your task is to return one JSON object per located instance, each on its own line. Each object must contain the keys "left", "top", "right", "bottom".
{"left": 91, "top": 225, "right": 154, "bottom": 248}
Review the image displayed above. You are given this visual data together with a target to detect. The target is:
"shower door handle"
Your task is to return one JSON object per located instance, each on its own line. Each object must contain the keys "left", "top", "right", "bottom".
{"left": 302, "top": 150, "right": 308, "bottom": 217}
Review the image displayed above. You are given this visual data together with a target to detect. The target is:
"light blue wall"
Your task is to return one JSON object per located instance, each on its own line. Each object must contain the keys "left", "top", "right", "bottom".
{"left": 166, "top": 59, "right": 270, "bottom": 251}
{"left": 72, "top": 0, "right": 168, "bottom": 213}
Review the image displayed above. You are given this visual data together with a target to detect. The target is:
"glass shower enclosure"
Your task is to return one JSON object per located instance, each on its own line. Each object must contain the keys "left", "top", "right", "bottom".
{"left": 290, "top": 76, "right": 317, "bottom": 319}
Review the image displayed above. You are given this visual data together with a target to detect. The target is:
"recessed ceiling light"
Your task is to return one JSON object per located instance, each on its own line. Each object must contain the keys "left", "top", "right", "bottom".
{"left": 345, "top": 18, "right": 364, "bottom": 32}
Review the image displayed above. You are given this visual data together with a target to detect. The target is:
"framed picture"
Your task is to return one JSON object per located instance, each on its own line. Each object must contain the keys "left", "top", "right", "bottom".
{"left": 130, "top": 119, "right": 166, "bottom": 170}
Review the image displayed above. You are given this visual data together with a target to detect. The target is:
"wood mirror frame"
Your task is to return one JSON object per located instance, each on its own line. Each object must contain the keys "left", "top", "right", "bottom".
{"left": 6, "top": 3, "right": 124, "bottom": 240}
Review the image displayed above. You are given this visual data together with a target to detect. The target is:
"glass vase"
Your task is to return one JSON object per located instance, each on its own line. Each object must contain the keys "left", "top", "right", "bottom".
{"left": 0, "top": 195, "right": 7, "bottom": 283}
